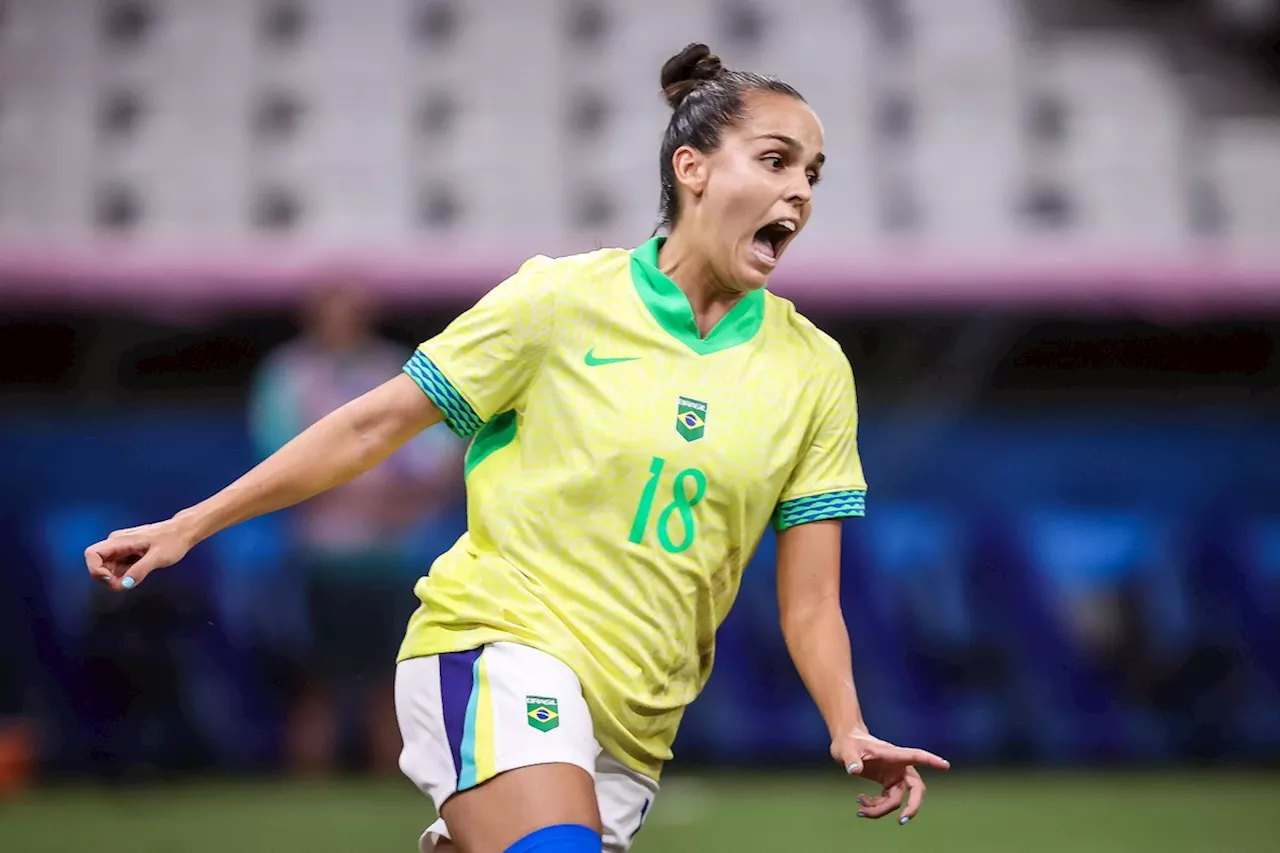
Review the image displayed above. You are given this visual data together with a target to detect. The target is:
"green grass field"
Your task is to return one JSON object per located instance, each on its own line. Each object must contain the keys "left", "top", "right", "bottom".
{"left": 2, "top": 771, "right": 1277, "bottom": 852}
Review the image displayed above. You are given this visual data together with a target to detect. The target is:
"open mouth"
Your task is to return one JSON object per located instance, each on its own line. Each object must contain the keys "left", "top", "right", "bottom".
{"left": 750, "top": 219, "right": 797, "bottom": 266}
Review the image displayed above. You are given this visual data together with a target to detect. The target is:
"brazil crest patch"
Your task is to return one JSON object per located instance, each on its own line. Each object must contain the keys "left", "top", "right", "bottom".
{"left": 676, "top": 396, "right": 707, "bottom": 442}
{"left": 526, "top": 696, "right": 559, "bottom": 732}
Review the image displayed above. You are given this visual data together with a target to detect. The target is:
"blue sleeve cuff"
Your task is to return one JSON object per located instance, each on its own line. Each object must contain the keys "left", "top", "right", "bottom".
{"left": 773, "top": 489, "right": 866, "bottom": 531}
{"left": 403, "top": 351, "right": 485, "bottom": 438}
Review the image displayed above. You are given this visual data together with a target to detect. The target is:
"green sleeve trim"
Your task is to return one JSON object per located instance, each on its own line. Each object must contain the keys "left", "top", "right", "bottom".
{"left": 403, "top": 351, "right": 484, "bottom": 438}
{"left": 773, "top": 489, "right": 867, "bottom": 531}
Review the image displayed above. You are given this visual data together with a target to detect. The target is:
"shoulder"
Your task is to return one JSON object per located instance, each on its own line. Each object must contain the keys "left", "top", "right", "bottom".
{"left": 515, "top": 246, "right": 631, "bottom": 281}
{"left": 497, "top": 247, "right": 632, "bottom": 304}
{"left": 520, "top": 246, "right": 631, "bottom": 289}
{"left": 762, "top": 291, "right": 853, "bottom": 382}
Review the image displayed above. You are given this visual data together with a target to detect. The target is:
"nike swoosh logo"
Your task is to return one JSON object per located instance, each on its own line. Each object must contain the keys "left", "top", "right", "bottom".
{"left": 584, "top": 349, "right": 641, "bottom": 367}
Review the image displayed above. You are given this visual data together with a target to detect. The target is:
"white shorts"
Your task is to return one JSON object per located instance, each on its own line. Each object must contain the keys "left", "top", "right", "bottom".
{"left": 396, "top": 642, "right": 659, "bottom": 853}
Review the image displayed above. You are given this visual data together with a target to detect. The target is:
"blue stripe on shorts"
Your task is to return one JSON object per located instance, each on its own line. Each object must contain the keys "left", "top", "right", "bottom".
{"left": 438, "top": 647, "right": 483, "bottom": 782}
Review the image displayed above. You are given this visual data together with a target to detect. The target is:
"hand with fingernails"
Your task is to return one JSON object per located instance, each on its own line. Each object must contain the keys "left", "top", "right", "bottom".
{"left": 833, "top": 730, "right": 950, "bottom": 826}
{"left": 84, "top": 519, "right": 195, "bottom": 592}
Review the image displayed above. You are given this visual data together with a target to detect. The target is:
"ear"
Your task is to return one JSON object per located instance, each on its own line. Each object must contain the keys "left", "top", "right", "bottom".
{"left": 672, "top": 145, "right": 709, "bottom": 200}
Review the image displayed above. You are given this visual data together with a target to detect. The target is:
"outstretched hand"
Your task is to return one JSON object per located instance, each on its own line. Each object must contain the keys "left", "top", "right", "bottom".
{"left": 84, "top": 519, "right": 194, "bottom": 592}
{"left": 832, "top": 731, "right": 950, "bottom": 825}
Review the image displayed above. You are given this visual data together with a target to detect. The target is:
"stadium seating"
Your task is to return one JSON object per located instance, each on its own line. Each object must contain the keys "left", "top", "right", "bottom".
{"left": 1035, "top": 34, "right": 1190, "bottom": 246}
{"left": 1205, "top": 118, "right": 1280, "bottom": 249}
{"left": 1, "top": 0, "right": 1278, "bottom": 247}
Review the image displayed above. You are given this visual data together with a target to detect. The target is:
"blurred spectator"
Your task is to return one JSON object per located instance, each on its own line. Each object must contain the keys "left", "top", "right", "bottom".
{"left": 249, "top": 280, "right": 463, "bottom": 777}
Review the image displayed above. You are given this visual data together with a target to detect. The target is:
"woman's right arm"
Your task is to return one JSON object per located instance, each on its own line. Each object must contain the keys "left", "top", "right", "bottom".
{"left": 85, "top": 373, "right": 444, "bottom": 591}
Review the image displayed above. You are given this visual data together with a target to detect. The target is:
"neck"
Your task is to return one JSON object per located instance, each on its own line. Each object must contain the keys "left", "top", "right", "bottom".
{"left": 658, "top": 229, "right": 745, "bottom": 337}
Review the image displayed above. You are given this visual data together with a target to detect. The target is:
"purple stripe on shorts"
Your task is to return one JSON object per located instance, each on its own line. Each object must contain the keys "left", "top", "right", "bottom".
{"left": 438, "top": 647, "right": 483, "bottom": 778}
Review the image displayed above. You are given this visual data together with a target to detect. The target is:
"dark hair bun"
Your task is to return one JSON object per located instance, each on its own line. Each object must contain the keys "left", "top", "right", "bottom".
{"left": 660, "top": 43, "right": 725, "bottom": 109}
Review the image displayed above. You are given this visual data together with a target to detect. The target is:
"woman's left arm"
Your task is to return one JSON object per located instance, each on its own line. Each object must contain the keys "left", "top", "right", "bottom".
{"left": 776, "top": 519, "right": 867, "bottom": 739}
{"left": 777, "top": 518, "right": 951, "bottom": 825}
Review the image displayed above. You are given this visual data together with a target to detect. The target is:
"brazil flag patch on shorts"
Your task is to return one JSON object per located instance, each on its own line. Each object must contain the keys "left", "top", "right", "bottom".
{"left": 526, "top": 696, "right": 559, "bottom": 732}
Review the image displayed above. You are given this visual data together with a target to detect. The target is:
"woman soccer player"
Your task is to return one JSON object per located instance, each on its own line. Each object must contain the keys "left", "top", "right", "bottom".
{"left": 85, "top": 44, "right": 949, "bottom": 853}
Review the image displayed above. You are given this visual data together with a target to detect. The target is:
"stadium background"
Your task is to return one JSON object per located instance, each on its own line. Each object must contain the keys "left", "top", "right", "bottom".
{"left": 2, "top": 0, "right": 1279, "bottom": 850}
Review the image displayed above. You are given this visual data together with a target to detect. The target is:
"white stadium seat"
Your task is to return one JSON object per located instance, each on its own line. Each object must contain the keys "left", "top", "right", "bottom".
{"left": 1205, "top": 118, "right": 1280, "bottom": 248}
{"left": 1034, "top": 35, "right": 1191, "bottom": 247}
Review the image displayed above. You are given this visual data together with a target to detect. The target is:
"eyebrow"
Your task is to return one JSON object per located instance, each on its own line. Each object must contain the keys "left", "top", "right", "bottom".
{"left": 757, "top": 133, "right": 826, "bottom": 167}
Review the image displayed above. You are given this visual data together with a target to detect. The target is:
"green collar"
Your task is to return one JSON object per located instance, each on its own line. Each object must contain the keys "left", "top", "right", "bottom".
{"left": 629, "top": 237, "right": 765, "bottom": 355}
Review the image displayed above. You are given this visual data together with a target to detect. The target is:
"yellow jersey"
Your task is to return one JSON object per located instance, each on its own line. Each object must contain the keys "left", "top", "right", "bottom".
{"left": 399, "top": 237, "right": 867, "bottom": 780}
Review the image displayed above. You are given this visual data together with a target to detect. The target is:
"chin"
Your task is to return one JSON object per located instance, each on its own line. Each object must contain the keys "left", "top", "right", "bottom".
{"left": 735, "top": 260, "right": 772, "bottom": 291}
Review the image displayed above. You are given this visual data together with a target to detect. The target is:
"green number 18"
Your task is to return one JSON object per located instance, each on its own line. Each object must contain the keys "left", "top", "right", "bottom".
{"left": 628, "top": 456, "right": 708, "bottom": 554}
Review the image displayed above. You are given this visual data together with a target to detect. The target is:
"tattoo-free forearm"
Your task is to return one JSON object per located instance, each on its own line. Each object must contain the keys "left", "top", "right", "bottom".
{"left": 781, "top": 600, "right": 868, "bottom": 741}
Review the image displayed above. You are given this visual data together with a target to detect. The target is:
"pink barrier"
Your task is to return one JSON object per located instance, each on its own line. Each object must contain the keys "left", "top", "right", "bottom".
{"left": 1, "top": 238, "right": 1279, "bottom": 317}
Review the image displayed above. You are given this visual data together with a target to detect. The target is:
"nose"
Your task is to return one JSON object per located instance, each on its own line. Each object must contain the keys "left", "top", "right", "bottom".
{"left": 786, "top": 171, "right": 812, "bottom": 207}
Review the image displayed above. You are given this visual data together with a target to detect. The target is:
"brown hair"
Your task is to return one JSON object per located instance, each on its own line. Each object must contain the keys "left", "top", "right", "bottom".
{"left": 657, "top": 43, "right": 805, "bottom": 230}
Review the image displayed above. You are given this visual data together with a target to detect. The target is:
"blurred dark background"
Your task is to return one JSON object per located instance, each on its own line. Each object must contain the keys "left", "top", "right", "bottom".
{"left": 2, "top": 1, "right": 1279, "bottom": 851}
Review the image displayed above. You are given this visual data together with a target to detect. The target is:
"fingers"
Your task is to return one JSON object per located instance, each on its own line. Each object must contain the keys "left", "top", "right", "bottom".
{"left": 840, "top": 735, "right": 944, "bottom": 827}
{"left": 88, "top": 535, "right": 145, "bottom": 562}
{"left": 871, "top": 744, "right": 951, "bottom": 772}
{"left": 855, "top": 773, "right": 927, "bottom": 826}
{"left": 839, "top": 734, "right": 951, "bottom": 776}
{"left": 84, "top": 544, "right": 104, "bottom": 574}
{"left": 117, "top": 550, "right": 164, "bottom": 591}
{"left": 92, "top": 557, "right": 141, "bottom": 591}
{"left": 85, "top": 540, "right": 120, "bottom": 585}
{"left": 85, "top": 517, "right": 189, "bottom": 592}
{"left": 900, "top": 769, "right": 927, "bottom": 824}
{"left": 856, "top": 784, "right": 903, "bottom": 819}
{"left": 84, "top": 536, "right": 147, "bottom": 592}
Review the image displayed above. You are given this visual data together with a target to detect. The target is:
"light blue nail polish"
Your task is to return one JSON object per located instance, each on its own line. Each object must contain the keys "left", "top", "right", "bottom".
{"left": 846, "top": 762, "right": 859, "bottom": 772}
{"left": 122, "top": 577, "right": 135, "bottom": 589}
{"left": 856, "top": 812, "right": 867, "bottom": 818}
{"left": 899, "top": 817, "right": 911, "bottom": 826}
